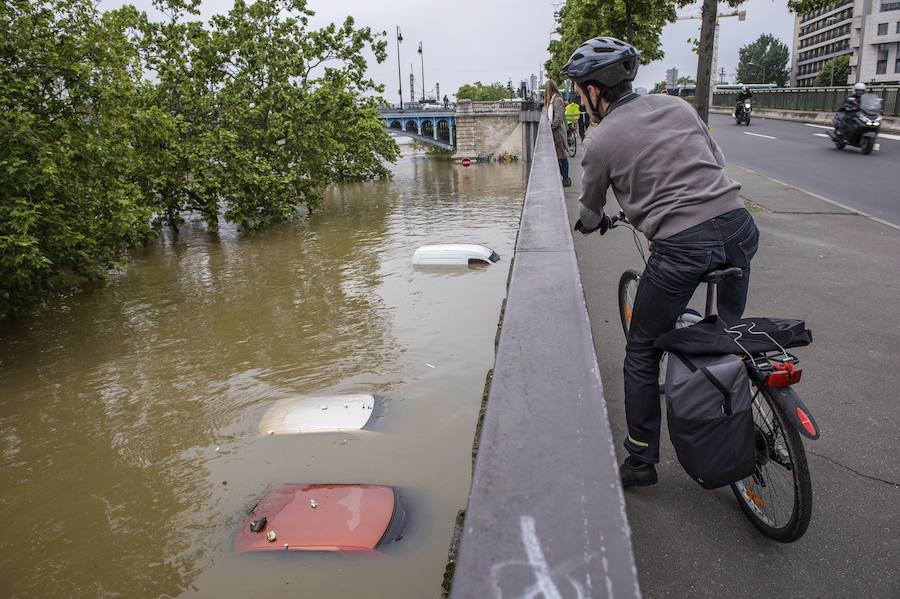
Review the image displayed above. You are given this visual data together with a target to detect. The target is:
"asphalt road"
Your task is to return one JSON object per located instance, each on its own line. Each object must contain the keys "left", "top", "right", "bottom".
{"left": 708, "top": 113, "right": 900, "bottom": 227}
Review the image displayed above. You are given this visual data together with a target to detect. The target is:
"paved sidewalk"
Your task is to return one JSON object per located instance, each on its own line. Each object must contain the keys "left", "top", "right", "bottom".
{"left": 563, "top": 146, "right": 900, "bottom": 598}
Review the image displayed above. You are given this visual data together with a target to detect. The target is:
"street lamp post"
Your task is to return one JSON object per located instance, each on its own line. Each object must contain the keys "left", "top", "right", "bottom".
{"left": 418, "top": 42, "right": 425, "bottom": 103}
{"left": 396, "top": 26, "right": 403, "bottom": 110}
{"left": 749, "top": 61, "right": 766, "bottom": 84}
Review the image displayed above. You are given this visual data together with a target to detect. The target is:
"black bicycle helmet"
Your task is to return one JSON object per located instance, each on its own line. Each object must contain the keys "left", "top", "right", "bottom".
{"left": 560, "top": 37, "right": 640, "bottom": 87}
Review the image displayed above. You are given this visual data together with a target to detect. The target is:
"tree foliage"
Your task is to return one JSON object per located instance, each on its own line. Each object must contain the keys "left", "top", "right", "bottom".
{"left": 455, "top": 81, "right": 514, "bottom": 101}
{"left": 736, "top": 34, "right": 790, "bottom": 86}
{"left": 815, "top": 55, "right": 851, "bottom": 87}
{"left": 0, "top": 0, "right": 397, "bottom": 319}
{"left": 546, "top": 0, "right": 695, "bottom": 79}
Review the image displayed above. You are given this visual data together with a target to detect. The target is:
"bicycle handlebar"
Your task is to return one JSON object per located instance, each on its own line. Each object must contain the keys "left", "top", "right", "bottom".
{"left": 608, "top": 210, "right": 628, "bottom": 229}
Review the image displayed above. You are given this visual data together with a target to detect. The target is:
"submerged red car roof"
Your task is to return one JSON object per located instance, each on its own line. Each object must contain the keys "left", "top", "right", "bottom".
{"left": 236, "top": 484, "right": 401, "bottom": 553}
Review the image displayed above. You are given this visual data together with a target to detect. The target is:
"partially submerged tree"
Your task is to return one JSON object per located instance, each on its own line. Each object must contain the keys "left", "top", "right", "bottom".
{"left": 0, "top": 0, "right": 399, "bottom": 318}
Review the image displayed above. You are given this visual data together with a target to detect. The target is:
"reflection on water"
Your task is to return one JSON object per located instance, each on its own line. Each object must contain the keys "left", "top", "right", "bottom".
{"left": 0, "top": 147, "right": 525, "bottom": 598}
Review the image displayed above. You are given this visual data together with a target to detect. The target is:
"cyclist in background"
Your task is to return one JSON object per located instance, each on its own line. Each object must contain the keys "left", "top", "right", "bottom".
{"left": 564, "top": 36, "right": 760, "bottom": 488}
{"left": 565, "top": 97, "right": 581, "bottom": 132}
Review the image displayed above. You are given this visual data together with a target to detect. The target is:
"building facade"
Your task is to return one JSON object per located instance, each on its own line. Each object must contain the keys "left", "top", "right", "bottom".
{"left": 853, "top": 0, "right": 900, "bottom": 84}
{"left": 792, "top": 0, "right": 900, "bottom": 87}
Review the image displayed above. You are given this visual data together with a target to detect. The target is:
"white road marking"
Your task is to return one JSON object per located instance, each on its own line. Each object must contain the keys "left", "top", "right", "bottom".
{"left": 744, "top": 132, "right": 777, "bottom": 140}
{"left": 813, "top": 133, "right": 830, "bottom": 138}
{"left": 806, "top": 122, "right": 900, "bottom": 141}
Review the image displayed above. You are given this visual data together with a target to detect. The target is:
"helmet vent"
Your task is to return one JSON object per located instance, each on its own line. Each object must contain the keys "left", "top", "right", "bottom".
{"left": 593, "top": 47, "right": 614, "bottom": 53}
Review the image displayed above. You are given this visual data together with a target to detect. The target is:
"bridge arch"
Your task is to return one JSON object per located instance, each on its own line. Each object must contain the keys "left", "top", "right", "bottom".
{"left": 404, "top": 120, "right": 419, "bottom": 134}
{"left": 389, "top": 120, "right": 402, "bottom": 130}
{"left": 421, "top": 120, "right": 434, "bottom": 138}
{"left": 437, "top": 119, "right": 451, "bottom": 144}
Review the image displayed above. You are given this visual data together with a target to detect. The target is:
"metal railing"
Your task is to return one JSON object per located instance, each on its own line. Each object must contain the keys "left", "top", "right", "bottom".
{"left": 713, "top": 86, "right": 900, "bottom": 116}
{"left": 380, "top": 100, "right": 541, "bottom": 114}
{"left": 380, "top": 102, "right": 455, "bottom": 113}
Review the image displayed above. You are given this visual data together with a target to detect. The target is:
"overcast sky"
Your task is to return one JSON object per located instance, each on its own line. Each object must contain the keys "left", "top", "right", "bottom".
{"left": 100, "top": 0, "right": 797, "bottom": 97}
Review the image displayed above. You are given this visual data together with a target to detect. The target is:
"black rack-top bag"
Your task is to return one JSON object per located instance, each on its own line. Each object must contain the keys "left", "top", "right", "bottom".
{"left": 665, "top": 352, "right": 756, "bottom": 489}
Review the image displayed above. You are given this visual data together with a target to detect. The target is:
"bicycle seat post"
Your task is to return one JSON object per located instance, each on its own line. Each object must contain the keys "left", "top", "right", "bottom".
{"left": 700, "top": 267, "right": 743, "bottom": 317}
{"left": 704, "top": 281, "right": 716, "bottom": 318}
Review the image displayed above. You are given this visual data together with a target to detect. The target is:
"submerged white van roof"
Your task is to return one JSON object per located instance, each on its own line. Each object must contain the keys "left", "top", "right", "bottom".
{"left": 412, "top": 244, "right": 500, "bottom": 266}
{"left": 259, "top": 394, "right": 376, "bottom": 434}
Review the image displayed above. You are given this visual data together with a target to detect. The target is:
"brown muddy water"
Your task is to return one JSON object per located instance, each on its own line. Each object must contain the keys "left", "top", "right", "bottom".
{"left": 0, "top": 146, "right": 526, "bottom": 598}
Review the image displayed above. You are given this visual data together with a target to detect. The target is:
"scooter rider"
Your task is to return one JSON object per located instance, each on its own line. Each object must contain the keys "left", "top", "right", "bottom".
{"left": 565, "top": 37, "right": 760, "bottom": 487}
{"left": 736, "top": 85, "right": 752, "bottom": 103}
{"left": 836, "top": 82, "right": 866, "bottom": 134}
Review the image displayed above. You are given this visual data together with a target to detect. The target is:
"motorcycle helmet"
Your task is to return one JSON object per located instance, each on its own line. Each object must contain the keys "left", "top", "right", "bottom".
{"left": 853, "top": 82, "right": 866, "bottom": 95}
{"left": 742, "top": 86, "right": 749, "bottom": 93}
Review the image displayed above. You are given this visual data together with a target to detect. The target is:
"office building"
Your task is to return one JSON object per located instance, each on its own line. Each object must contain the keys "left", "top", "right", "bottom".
{"left": 791, "top": 0, "right": 900, "bottom": 86}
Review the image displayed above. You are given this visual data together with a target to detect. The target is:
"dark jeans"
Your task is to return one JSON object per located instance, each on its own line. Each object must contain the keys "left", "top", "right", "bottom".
{"left": 623, "top": 208, "right": 760, "bottom": 463}
{"left": 558, "top": 158, "right": 569, "bottom": 179}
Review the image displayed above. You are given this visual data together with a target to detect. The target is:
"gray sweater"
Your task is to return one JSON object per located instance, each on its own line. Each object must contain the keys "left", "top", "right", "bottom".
{"left": 578, "top": 94, "right": 742, "bottom": 240}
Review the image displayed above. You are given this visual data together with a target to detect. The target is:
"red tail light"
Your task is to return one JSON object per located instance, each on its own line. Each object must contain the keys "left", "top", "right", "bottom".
{"left": 765, "top": 362, "right": 802, "bottom": 387}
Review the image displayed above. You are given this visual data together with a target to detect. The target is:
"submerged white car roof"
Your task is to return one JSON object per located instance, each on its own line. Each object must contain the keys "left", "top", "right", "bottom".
{"left": 259, "top": 394, "right": 376, "bottom": 434}
{"left": 412, "top": 244, "right": 500, "bottom": 266}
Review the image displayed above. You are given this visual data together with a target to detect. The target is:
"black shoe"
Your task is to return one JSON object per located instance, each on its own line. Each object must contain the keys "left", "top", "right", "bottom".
{"left": 562, "top": 177, "right": 572, "bottom": 187}
{"left": 620, "top": 459, "right": 658, "bottom": 488}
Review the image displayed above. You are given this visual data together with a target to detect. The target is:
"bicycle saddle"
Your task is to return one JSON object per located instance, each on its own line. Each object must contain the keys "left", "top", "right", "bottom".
{"left": 702, "top": 267, "right": 743, "bottom": 283}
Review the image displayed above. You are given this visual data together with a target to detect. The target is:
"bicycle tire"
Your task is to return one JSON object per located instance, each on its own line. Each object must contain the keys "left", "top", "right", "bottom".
{"left": 567, "top": 128, "right": 577, "bottom": 158}
{"left": 617, "top": 269, "right": 641, "bottom": 337}
{"left": 731, "top": 382, "right": 813, "bottom": 543}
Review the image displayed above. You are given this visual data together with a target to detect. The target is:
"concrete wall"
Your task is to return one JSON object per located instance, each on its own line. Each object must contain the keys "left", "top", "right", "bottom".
{"left": 452, "top": 100, "right": 524, "bottom": 159}
{"left": 449, "top": 108, "right": 640, "bottom": 599}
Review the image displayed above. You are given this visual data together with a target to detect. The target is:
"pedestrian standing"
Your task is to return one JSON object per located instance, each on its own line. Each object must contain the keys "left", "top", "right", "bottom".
{"left": 545, "top": 79, "right": 571, "bottom": 187}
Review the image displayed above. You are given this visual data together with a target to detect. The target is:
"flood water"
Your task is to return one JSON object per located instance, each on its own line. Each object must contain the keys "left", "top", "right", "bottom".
{"left": 0, "top": 145, "right": 526, "bottom": 598}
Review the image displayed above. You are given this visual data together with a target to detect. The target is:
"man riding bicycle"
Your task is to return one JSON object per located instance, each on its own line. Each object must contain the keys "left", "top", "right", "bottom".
{"left": 564, "top": 37, "right": 760, "bottom": 488}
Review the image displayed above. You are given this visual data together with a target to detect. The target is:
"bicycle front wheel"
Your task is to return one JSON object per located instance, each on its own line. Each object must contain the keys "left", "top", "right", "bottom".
{"left": 731, "top": 381, "right": 813, "bottom": 543}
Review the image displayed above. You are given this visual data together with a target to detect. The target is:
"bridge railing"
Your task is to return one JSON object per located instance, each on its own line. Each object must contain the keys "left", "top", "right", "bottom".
{"left": 380, "top": 102, "right": 455, "bottom": 112}
{"left": 448, "top": 108, "right": 640, "bottom": 599}
{"left": 380, "top": 100, "right": 542, "bottom": 114}
{"left": 713, "top": 85, "right": 900, "bottom": 116}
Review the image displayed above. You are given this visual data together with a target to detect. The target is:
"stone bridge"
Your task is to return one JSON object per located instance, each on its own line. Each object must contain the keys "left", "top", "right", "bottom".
{"left": 379, "top": 100, "right": 541, "bottom": 161}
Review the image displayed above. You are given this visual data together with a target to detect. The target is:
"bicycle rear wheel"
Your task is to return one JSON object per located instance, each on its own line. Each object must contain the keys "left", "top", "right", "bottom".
{"left": 731, "top": 381, "right": 813, "bottom": 543}
{"left": 567, "top": 128, "right": 577, "bottom": 157}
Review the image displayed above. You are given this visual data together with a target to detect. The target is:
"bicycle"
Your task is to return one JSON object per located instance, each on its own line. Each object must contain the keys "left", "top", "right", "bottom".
{"left": 609, "top": 210, "right": 818, "bottom": 543}
{"left": 566, "top": 122, "right": 577, "bottom": 158}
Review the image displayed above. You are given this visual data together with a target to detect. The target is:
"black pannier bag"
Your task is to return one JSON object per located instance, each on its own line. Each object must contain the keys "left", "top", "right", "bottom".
{"left": 656, "top": 315, "right": 812, "bottom": 356}
{"left": 665, "top": 352, "right": 756, "bottom": 489}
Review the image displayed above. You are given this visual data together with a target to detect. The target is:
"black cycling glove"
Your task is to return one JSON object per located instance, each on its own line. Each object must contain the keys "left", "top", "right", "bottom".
{"left": 574, "top": 213, "right": 611, "bottom": 236}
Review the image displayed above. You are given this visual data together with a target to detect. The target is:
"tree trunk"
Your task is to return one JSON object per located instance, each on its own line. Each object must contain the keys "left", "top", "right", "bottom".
{"left": 695, "top": 0, "right": 717, "bottom": 124}
{"left": 624, "top": 0, "right": 634, "bottom": 44}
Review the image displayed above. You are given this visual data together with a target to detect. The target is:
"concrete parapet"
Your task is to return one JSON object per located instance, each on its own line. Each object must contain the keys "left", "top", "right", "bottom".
{"left": 449, "top": 109, "right": 640, "bottom": 599}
